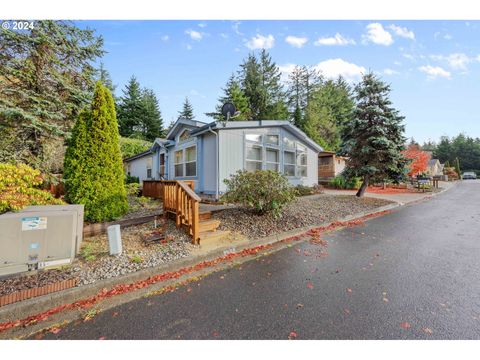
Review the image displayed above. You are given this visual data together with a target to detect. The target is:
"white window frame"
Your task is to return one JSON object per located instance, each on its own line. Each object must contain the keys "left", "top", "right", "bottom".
{"left": 146, "top": 157, "right": 153, "bottom": 179}
{"left": 245, "top": 143, "right": 263, "bottom": 172}
{"left": 283, "top": 150, "right": 296, "bottom": 177}
{"left": 296, "top": 144, "right": 308, "bottom": 178}
{"left": 174, "top": 145, "right": 197, "bottom": 178}
{"left": 266, "top": 147, "right": 280, "bottom": 172}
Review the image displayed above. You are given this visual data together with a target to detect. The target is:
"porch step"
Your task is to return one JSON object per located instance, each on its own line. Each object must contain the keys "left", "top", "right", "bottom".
{"left": 199, "top": 230, "right": 231, "bottom": 245}
{"left": 199, "top": 211, "right": 212, "bottom": 221}
{"left": 198, "top": 219, "right": 221, "bottom": 233}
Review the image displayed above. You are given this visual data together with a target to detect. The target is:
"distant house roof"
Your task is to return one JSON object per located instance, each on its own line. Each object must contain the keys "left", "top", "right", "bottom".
{"left": 191, "top": 120, "right": 323, "bottom": 152}
{"left": 428, "top": 159, "right": 440, "bottom": 167}
{"left": 123, "top": 149, "right": 153, "bottom": 163}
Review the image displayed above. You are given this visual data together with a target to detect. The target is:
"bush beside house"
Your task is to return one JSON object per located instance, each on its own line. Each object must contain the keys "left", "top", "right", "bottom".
{"left": 222, "top": 170, "right": 297, "bottom": 218}
{"left": 64, "top": 82, "right": 128, "bottom": 222}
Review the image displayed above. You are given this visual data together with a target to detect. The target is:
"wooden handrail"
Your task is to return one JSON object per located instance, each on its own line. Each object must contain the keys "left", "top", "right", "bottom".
{"left": 161, "top": 180, "right": 200, "bottom": 244}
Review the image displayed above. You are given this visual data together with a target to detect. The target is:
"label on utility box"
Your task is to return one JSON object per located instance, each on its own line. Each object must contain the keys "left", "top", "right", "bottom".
{"left": 21, "top": 217, "right": 47, "bottom": 231}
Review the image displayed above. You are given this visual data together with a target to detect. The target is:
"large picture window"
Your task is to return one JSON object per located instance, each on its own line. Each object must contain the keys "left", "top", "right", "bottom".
{"left": 174, "top": 146, "right": 197, "bottom": 178}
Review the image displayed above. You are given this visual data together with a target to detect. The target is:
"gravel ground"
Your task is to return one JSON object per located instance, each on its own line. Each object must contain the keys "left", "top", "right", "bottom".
{"left": 214, "top": 194, "right": 393, "bottom": 239}
{"left": 0, "top": 219, "right": 193, "bottom": 295}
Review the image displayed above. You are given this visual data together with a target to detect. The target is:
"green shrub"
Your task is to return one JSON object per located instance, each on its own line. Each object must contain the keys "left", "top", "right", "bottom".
{"left": 119, "top": 137, "right": 152, "bottom": 159}
{"left": 63, "top": 82, "right": 128, "bottom": 222}
{"left": 126, "top": 183, "right": 141, "bottom": 197}
{"left": 222, "top": 170, "right": 297, "bottom": 217}
{"left": 125, "top": 174, "right": 140, "bottom": 184}
{"left": 0, "top": 163, "right": 64, "bottom": 214}
{"left": 329, "top": 175, "right": 361, "bottom": 190}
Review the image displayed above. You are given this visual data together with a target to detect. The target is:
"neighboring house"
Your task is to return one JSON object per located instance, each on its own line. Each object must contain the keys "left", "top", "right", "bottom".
{"left": 427, "top": 159, "right": 443, "bottom": 176}
{"left": 124, "top": 118, "right": 323, "bottom": 199}
{"left": 318, "top": 151, "right": 347, "bottom": 182}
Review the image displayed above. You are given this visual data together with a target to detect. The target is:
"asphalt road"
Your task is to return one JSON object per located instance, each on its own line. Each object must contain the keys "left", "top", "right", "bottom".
{"left": 39, "top": 181, "right": 480, "bottom": 339}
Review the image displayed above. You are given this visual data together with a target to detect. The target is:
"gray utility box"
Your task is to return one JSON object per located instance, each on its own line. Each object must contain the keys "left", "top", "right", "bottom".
{"left": 0, "top": 205, "right": 84, "bottom": 277}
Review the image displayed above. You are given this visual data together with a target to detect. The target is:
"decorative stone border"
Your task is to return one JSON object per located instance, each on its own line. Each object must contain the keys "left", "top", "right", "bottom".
{"left": 0, "top": 278, "right": 78, "bottom": 307}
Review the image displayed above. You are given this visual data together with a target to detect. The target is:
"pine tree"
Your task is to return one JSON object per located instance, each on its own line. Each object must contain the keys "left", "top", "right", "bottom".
{"left": 64, "top": 82, "right": 128, "bottom": 222}
{"left": 303, "top": 77, "right": 354, "bottom": 150}
{"left": 0, "top": 20, "right": 104, "bottom": 174}
{"left": 340, "top": 72, "right": 407, "bottom": 197}
{"left": 139, "top": 89, "right": 165, "bottom": 140}
{"left": 206, "top": 74, "right": 250, "bottom": 120}
{"left": 239, "top": 50, "right": 288, "bottom": 120}
{"left": 117, "top": 75, "right": 143, "bottom": 137}
{"left": 286, "top": 65, "right": 322, "bottom": 130}
{"left": 178, "top": 97, "right": 195, "bottom": 120}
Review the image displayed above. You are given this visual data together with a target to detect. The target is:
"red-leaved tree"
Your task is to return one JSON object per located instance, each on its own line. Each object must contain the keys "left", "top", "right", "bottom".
{"left": 403, "top": 144, "right": 430, "bottom": 177}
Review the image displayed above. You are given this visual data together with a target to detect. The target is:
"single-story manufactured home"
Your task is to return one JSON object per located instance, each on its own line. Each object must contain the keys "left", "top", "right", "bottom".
{"left": 124, "top": 118, "right": 323, "bottom": 199}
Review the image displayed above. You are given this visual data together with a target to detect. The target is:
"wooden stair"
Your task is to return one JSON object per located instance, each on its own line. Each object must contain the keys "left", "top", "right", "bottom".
{"left": 161, "top": 180, "right": 230, "bottom": 245}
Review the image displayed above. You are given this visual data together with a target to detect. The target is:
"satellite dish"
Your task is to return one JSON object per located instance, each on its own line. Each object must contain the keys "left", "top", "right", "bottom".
{"left": 221, "top": 102, "right": 236, "bottom": 119}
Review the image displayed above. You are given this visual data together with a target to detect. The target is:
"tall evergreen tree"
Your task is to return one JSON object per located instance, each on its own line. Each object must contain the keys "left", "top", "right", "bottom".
{"left": 286, "top": 65, "right": 323, "bottom": 130}
{"left": 303, "top": 77, "right": 355, "bottom": 150}
{"left": 64, "top": 82, "right": 128, "bottom": 222}
{"left": 0, "top": 20, "right": 104, "bottom": 173}
{"left": 239, "top": 50, "right": 288, "bottom": 120}
{"left": 340, "top": 72, "right": 407, "bottom": 197}
{"left": 139, "top": 89, "right": 165, "bottom": 140}
{"left": 117, "top": 75, "right": 143, "bottom": 137}
{"left": 454, "top": 157, "right": 461, "bottom": 178}
{"left": 178, "top": 97, "right": 195, "bottom": 120}
{"left": 206, "top": 74, "right": 250, "bottom": 120}
{"left": 98, "top": 62, "right": 116, "bottom": 95}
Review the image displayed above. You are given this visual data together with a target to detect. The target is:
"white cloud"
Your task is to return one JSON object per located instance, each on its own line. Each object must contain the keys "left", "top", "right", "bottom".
{"left": 278, "top": 63, "right": 297, "bottom": 82}
{"left": 220, "top": 33, "right": 229, "bottom": 39}
{"left": 389, "top": 24, "right": 415, "bottom": 40}
{"left": 161, "top": 35, "right": 169, "bottom": 42}
{"left": 363, "top": 23, "right": 393, "bottom": 46}
{"left": 383, "top": 68, "right": 398, "bottom": 75}
{"left": 402, "top": 53, "right": 415, "bottom": 61}
{"left": 444, "top": 34, "right": 453, "bottom": 40}
{"left": 198, "top": 23, "right": 207, "bottom": 28}
{"left": 185, "top": 29, "right": 203, "bottom": 41}
{"left": 245, "top": 34, "right": 275, "bottom": 50}
{"left": 477, "top": 55, "right": 480, "bottom": 62}
{"left": 418, "top": 65, "right": 451, "bottom": 79}
{"left": 394, "top": 60, "right": 402, "bottom": 66}
{"left": 232, "top": 21, "right": 243, "bottom": 36}
{"left": 431, "top": 53, "right": 472, "bottom": 70}
{"left": 285, "top": 35, "right": 308, "bottom": 48}
{"left": 314, "top": 58, "right": 366, "bottom": 82}
{"left": 314, "top": 33, "right": 355, "bottom": 46}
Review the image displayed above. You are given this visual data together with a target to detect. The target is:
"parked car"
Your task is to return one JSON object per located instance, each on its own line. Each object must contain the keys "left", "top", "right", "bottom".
{"left": 462, "top": 172, "right": 477, "bottom": 180}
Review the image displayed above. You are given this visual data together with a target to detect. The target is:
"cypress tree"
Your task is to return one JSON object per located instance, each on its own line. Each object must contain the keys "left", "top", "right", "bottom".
{"left": 340, "top": 72, "right": 407, "bottom": 197}
{"left": 64, "top": 81, "right": 128, "bottom": 222}
{"left": 454, "top": 157, "right": 461, "bottom": 178}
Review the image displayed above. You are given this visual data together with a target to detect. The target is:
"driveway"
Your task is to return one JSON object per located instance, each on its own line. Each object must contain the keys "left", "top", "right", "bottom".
{"left": 37, "top": 180, "right": 480, "bottom": 339}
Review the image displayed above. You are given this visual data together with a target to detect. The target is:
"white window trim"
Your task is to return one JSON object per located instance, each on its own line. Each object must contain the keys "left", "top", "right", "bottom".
{"left": 174, "top": 145, "right": 197, "bottom": 178}
{"left": 266, "top": 147, "right": 280, "bottom": 172}
{"left": 245, "top": 143, "right": 263, "bottom": 171}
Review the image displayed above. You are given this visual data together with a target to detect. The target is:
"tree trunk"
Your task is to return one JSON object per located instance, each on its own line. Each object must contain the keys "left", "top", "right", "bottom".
{"left": 356, "top": 175, "right": 370, "bottom": 197}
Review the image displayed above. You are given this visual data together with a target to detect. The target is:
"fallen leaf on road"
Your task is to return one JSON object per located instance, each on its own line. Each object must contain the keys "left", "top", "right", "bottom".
{"left": 99, "top": 336, "right": 106, "bottom": 340}
{"left": 423, "top": 328, "right": 433, "bottom": 334}
{"left": 212, "top": 331, "right": 220, "bottom": 337}
{"left": 383, "top": 298, "right": 389, "bottom": 302}
{"left": 112, "top": 312, "right": 119, "bottom": 317}
{"left": 288, "top": 331, "right": 298, "bottom": 340}
{"left": 307, "top": 282, "right": 314, "bottom": 289}
{"left": 344, "top": 308, "right": 351, "bottom": 315}
{"left": 187, "top": 287, "right": 192, "bottom": 292}
{"left": 400, "top": 322, "right": 411, "bottom": 329}
{"left": 220, "top": 275, "right": 225, "bottom": 280}
{"left": 50, "top": 327, "right": 61, "bottom": 334}
{"left": 346, "top": 288, "right": 352, "bottom": 293}
{"left": 296, "top": 303, "right": 304, "bottom": 309}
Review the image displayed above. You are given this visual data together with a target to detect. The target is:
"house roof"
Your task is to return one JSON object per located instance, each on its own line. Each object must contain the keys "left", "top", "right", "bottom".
{"left": 165, "top": 118, "right": 207, "bottom": 140}
{"left": 123, "top": 149, "right": 154, "bottom": 163}
{"left": 428, "top": 159, "right": 440, "bottom": 166}
{"left": 190, "top": 120, "right": 323, "bottom": 152}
